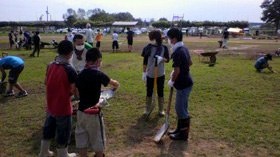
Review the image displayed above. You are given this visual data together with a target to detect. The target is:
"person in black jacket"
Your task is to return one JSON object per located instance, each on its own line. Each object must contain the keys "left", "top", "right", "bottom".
{"left": 30, "top": 31, "right": 41, "bottom": 57}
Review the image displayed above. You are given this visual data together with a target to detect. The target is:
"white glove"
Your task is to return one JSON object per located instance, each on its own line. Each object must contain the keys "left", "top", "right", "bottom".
{"left": 168, "top": 80, "right": 174, "bottom": 88}
{"left": 170, "top": 70, "right": 174, "bottom": 78}
{"left": 155, "top": 55, "right": 164, "bottom": 64}
{"left": 142, "top": 72, "right": 147, "bottom": 81}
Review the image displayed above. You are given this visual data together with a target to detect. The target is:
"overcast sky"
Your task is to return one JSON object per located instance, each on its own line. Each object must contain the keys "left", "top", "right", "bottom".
{"left": 0, "top": 0, "right": 264, "bottom": 22}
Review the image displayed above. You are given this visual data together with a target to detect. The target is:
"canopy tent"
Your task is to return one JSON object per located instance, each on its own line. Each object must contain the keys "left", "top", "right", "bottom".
{"left": 112, "top": 21, "right": 138, "bottom": 27}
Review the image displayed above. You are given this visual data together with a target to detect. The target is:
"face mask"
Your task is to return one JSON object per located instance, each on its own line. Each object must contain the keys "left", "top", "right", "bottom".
{"left": 75, "top": 45, "right": 84, "bottom": 51}
{"left": 150, "top": 40, "right": 157, "bottom": 45}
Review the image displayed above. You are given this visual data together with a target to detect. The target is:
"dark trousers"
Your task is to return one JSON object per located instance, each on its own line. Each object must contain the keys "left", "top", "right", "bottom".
{"left": 146, "top": 75, "right": 165, "bottom": 97}
{"left": 32, "top": 44, "right": 40, "bottom": 56}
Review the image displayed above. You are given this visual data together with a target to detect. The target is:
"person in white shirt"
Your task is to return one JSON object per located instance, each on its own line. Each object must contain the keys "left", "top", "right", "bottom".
{"left": 65, "top": 28, "right": 74, "bottom": 42}
{"left": 71, "top": 34, "right": 87, "bottom": 73}
{"left": 112, "top": 31, "right": 119, "bottom": 52}
{"left": 85, "top": 23, "right": 94, "bottom": 47}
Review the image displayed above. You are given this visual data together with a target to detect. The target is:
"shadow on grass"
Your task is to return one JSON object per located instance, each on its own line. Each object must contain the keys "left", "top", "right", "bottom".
{"left": 155, "top": 140, "right": 189, "bottom": 157}
{"left": 123, "top": 114, "right": 161, "bottom": 146}
{"left": 25, "top": 123, "right": 77, "bottom": 155}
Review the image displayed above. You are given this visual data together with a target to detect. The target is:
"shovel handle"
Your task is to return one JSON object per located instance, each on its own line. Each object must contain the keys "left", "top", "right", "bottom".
{"left": 166, "top": 87, "right": 173, "bottom": 115}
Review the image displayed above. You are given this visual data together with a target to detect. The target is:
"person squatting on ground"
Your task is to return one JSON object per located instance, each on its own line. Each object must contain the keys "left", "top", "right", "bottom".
{"left": 71, "top": 34, "right": 88, "bottom": 73}
{"left": 166, "top": 28, "right": 193, "bottom": 141}
{"left": 30, "top": 31, "right": 41, "bottom": 57}
{"left": 0, "top": 55, "right": 28, "bottom": 97}
{"left": 95, "top": 29, "right": 103, "bottom": 50}
{"left": 141, "top": 30, "right": 170, "bottom": 117}
{"left": 75, "top": 48, "right": 119, "bottom": 157}
{"left": 112, "top": 31, "right": 119, "bottom": 52}
{"left": 126, "top": 27, "right": 134, "bottom": 52}
{"left": 38, "top": 40, "right": 77, "bottom": 157}
{"left": 254, "top": 53, "right": 274, "bottom": 73}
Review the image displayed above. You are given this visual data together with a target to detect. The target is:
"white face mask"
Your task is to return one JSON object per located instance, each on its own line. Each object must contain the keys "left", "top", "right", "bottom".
{"left": 150, "top": 40, "right": 157, "bottom": 45}
{"left": 75, "top": 45, "right": 84, "bottom": 51}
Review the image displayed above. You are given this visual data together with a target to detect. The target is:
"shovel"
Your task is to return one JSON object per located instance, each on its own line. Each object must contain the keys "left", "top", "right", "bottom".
{"left": 145, "top": 57, "right": 158, "bottom": 120}
{"left": 154, "top": 87, "right": 173, "bottom": 143}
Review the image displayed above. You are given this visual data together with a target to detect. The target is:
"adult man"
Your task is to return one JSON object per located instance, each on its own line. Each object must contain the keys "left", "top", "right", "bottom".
{"left": 85, "top": 23, "right": 94, "bottom": 46}
{"left": 71, "top": 34, "right": 87, "bottom": 73}
{"left": 30, "top": 31, "right": 41, "bottom": 57}
{"left": 167, "top": 28, "right": 193, "bottom": 141}
{"left": 126, "top": 27, "right": 134, "bottom": 52}
{"left": 222, "top": 27, "right": 229, "bottom": 49}
{"left": 0, "top": 55, "right": 28, "bottom": 97}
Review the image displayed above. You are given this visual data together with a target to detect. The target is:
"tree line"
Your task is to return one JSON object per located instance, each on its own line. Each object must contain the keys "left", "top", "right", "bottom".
{"left": 0, "top": 0, "right": 279, "bottom": 34}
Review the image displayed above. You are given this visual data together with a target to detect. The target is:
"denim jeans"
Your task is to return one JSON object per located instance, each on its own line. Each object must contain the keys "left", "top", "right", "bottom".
{"left": 175, "top": 86, "right": 192, "bottom": 119}
{"left": 42, "top": 113, "right": 72, "bottom": 147}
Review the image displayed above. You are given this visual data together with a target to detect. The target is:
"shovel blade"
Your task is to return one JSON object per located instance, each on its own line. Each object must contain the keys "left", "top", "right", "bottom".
{"left": 154, "top": 122, "right": 169, "bottom": 143}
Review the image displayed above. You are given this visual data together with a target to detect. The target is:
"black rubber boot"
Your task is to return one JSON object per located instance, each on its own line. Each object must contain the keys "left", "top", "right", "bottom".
{"left": 169, "top": 117, "right": 190, "bottom": 141}
{"left": 167, "top": 119, "right": 181, "bottom": 135}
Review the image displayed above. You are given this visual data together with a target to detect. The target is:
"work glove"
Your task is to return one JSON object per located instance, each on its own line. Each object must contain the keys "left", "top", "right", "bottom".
{"left": 155, "top": 55, "right": 164, "bottom": 64}
{"left": 168, "top": 79, "right": 174, "bottom": 88}
{"left": 142, "top": 72, "right": 147, "bottom": 82}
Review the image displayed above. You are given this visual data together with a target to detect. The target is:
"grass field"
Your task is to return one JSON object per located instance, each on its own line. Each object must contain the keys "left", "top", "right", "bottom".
{"left": 0, "top": 34, "right": 279, "bottom": 157}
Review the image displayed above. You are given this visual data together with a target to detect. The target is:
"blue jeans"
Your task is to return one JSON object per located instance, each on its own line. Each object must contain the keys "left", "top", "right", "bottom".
{"left": 42, "top": 113, "right": 72, "bottom": 147}
{"left": 175, "top": 86, "right": 192, "bottom": 119}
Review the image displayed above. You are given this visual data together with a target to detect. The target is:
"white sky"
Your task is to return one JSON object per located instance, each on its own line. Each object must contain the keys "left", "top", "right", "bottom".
{"left": 0, "top": 0, "right": 264, "bottom": 22}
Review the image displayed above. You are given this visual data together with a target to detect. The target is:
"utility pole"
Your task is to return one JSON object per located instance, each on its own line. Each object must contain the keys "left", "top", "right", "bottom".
{"left": 46, "top": 6, "right": 49, "bottom": 21}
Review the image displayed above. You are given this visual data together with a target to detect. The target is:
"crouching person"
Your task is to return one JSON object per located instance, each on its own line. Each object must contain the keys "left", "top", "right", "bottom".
{"left": 39, "top": 40, "right": 77, "bottom": 157}
{"left": 0, "top": 55, "right": 28, "bottom": 97}
{"left": 75, "top": 48, "right": 119, "bottom": 157}
{"left": 255, "top": 53, "right": 274, "bottom": 73}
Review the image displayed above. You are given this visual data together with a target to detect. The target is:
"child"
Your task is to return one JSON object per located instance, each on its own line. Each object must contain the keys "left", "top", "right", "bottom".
{"left": 141, "top": 30, "right": 169, "bottom": 117}
{"left": 167, "top": 28, "right": 193, "bottom": 141}
{"left": 255, "top": 53, "right": 274, "bottom": 73}
{"left": 39, "top": 40, "right": 77, "bottom": 157}
{"left": 0, "top": 55, "right": 28, "bottom": 97}
{"left": 75, "top": 48, "right": 119, "bottom": 157}
{"left": 112, "top": 31, "right": 119, "bottom": 52}
{"left": 95, "top": 29, "right": 103, "bottom": 50}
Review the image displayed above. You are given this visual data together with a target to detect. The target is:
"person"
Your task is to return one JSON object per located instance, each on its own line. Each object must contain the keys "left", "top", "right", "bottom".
{"left": 254, "top": 53, "right": 274, "bottom": 73}
{"left": 185, "top": 29, "right": 189, "bottom": 37}
{"left": 23, "top": 31, "right": 32, "bottom": 50}
{"left": 0, "top": 55, "right": 28, "bottom": 97}
{"left": 166, "top": 28, "right": 193, "bottom": 141}
{"left": 38, "top": 40, "right": 77, "bottom": 157}
{"left": 71, "top": 34, "right": 87, "bottom": 73}
{"left": 30, "top": 31, "right": 41, "bottom": 57}
{"left": 65, "top": 28, "right": 74, "bottom": 42}
{"left": 95, "top": 29, "right": 103, "bottom": 50}
{"left": 222, "top": 27, "right": 229, "bottom": 49}
{"left": 85, "top": 23, "right": 94, "bottom": 46}
{"left": 275, "top": 48, "right": 280, "bottom": 56}
{"left": 8, "top": 31, "right": 14, "bottom": 49}
{"left": 126, "top": 27, "right": 134, "bottom": 52}
{"left": 112, "top": 31, "right": 119, "bottom": 52}
{"left": 141, "top": 30, "right": 170, "bottom": 117}
{"left": 75, "top": 48, "right": 119, "bottom": 157}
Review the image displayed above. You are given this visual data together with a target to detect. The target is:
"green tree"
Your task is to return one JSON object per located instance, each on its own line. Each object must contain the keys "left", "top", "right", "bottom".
{"left": 260, "top": 0, "right": 280, "bottom": 34}
{"left": 77, "top": 8, "right": 86, "bottom": 20}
